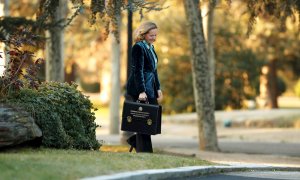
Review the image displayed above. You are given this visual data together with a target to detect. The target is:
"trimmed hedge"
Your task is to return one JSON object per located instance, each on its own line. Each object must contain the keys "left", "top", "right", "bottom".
{"left": 8, "top": 82, "right": 100, "bottom": 150}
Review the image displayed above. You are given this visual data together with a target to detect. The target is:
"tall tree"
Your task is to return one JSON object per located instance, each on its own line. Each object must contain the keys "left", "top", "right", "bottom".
{"left": 45, "top": 0, "right": 68, "bottom": 82}
{"left": 183, "top": 0, "right": 219, "bottom": 151}
{"left": 120, "top": 0, "right": 134, "bottom": 143}
{"left": 127, "top": 0, "right": 133, "bottom": 80}
{"left": 207, "top": 0, "right": 216, "bottom": 103}
{"left": 0, "top": 0, "right": 9, "bottom": 76}
{"left": 109, "top": 0, "right": 122, "bottom": 135}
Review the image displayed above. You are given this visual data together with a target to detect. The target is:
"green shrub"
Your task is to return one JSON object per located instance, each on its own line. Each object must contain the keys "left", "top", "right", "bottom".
{"left": 295, "top": 79, "right": 300, "bottom": 98}
{"left": 7, "top": 82, "right": 100, "bottom": 150}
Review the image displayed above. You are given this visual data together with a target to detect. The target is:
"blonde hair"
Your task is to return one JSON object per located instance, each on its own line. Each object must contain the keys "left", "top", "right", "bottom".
{"left": 134, "top": 21, "right": 158, "bottom": 42}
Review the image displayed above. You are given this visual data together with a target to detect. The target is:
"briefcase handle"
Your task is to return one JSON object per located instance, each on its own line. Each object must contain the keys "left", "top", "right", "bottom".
{"left": 136, "top": 98, "right": 149, "bottom": 104}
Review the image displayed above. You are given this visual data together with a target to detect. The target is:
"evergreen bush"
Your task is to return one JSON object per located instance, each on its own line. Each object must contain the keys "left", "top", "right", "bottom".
{"left": 8, "top": 82, "right": 100, "bottom": 150}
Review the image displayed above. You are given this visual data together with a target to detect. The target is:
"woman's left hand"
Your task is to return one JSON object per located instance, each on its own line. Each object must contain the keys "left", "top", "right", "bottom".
{"left": 157, "top": 90, "right": 163, "bottom": 102}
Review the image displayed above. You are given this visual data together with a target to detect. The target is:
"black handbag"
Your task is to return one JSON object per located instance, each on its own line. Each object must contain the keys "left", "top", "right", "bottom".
{"left": 121, "top": 100, "right": 162, "bottom": 135}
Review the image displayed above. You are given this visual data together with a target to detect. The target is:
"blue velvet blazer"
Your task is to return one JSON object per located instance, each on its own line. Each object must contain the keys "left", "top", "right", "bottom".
{"left": 126, "top": 41, "right": 161, "bottom": 99}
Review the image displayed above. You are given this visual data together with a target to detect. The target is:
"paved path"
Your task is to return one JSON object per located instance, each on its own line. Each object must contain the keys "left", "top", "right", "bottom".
{"left": 150, "top": 135, "right": 300, "bottom": 157}
{"left": 175, "top": 171, "right": 300, "bottom": 180}
{"left": 162, "top": 109, "right": 300, "bottom": 124}
{"left": 83, "top": 165, "right": 300, "bottom": 180}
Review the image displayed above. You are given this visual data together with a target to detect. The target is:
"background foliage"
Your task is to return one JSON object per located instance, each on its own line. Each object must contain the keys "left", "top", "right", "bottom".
{"left": 1, "top": 0, "right": 300, "bottom": 113}
{"left": 146, "top": 1, "right": 265, "bottom": 112}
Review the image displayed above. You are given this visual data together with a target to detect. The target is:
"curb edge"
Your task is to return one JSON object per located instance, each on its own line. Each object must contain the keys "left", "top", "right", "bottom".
{"left": 82, "top": 165, "right": 300, "bottom": 180}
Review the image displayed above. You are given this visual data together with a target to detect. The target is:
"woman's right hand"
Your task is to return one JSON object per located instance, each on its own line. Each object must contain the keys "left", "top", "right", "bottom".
{"left": 138, "top": 92, "right": 147, "bottom": 101}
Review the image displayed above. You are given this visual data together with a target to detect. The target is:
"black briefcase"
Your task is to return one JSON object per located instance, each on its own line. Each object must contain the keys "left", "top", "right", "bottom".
{"left": 121, "top": 100, "right": 162, "bottom": 135}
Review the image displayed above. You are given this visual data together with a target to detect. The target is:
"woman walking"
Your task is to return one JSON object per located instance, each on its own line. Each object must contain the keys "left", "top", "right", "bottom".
{"left": 125, "top": 21, "right": 163, "bottom": 153}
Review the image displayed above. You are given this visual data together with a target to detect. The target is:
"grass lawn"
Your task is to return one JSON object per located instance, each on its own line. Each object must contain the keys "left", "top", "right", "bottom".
{"left": 0, "top": 146, "right": 214, "bottom": 180}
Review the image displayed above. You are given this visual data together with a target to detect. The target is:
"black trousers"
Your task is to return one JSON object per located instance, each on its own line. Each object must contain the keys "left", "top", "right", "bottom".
{"left": 125, "top": 95, "right": 158, "bottom": 153}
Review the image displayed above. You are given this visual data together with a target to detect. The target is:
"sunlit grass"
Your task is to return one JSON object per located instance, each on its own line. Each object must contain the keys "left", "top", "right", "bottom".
{"left": 0, "top": 147, "right": 214, "bottom": 180}
{"left": 100, "top": 145, "right": 131, "bottom": 152}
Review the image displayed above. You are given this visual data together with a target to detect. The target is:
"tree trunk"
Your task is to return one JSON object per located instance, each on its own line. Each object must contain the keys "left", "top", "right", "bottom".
{"left": 207, "top": 0, "right": 215, "bottom": 103}
{"left": 257, "top": 65, "right": 269, "bottom": 108}
{"left": 183, "top": 0, "right": 219, "bottom": 151}
{"left": 267, "top": 60, "right": 278, "bottom": 108}
{"left": 0, "top": 0, "right": 9, "bottom": 76}
{"left": 127, "top": 0, "right": 133, "bottom": 80}
{"left": 3, "top": 0, "right": 9, "bottom": 66}
{"left": 109, "top": 14, "right": 121, "bottom": 135}
{"left": 120, "top": 0, "right": 134, "bottom": 143}
{"left": 45, "top": 0, "right": 67, "bottom": 82}
{"left": 258, "top": 60, "right": 278, "bottom": 109}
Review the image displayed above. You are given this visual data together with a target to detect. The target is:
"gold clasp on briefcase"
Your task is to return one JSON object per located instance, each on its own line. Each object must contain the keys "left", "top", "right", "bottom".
{"left": 127, "top": 116, "right": 132, "bottom": 123}
{"left": 147, "top": 119, "right": 152, "bottom": 126}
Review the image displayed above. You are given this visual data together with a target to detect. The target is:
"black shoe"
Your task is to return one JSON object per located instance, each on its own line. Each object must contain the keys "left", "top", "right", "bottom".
{"left": 127, "top": 134, "right": 137, "bottom": 152}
